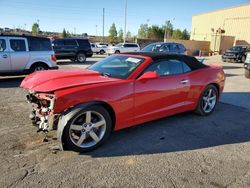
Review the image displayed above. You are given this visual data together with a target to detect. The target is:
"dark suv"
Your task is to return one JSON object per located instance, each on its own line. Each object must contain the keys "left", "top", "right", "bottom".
{"left": 52, "top": 38, "right": 93, "bottom": 63}
{"left": 222, "top": 45, "right": 250, "bottom": 63}
{"left": 141, "top": 42, "right": 187, "bottom": 55}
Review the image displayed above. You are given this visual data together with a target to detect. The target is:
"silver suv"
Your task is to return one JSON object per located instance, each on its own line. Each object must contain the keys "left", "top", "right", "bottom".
{"left": 0, "top": 35, "right": 58, "bottom": 75}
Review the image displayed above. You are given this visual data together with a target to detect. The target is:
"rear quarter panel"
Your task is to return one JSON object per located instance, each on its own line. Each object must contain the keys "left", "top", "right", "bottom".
{"left": 25, "top": 51, "right": 57, "bottom": 69}
{"left": 186, "top": 65, "right": 225, "bottom": 109}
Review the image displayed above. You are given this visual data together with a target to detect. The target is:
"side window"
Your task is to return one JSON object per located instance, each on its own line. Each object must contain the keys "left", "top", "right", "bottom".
{"left": 182, "top": 62, "right": 191, "bottom": 72}
{"left": 0, "top": 39, "right": 6, "bottom": 52}
{"left": 29, "top": 38, "right": 52, "bottom": 51}
{"left": 178, "top": 44, "right": 186, "bottom": 53}
{"left": 64, "top": 40, "right": 77, "bottom": 46}
{"left": 144, "top": 59, "right": 184, "bottom": 77}
{"left": 10, "top": 39, "right": 26, "bottom": 52}
{"left": 159, "top": 44, "right": 170, "bottom": 52}
{"left": 123, "top": 44, "right": 129, "bottom": 48}
{"left": 53, "top": 40, "right": 64, "bottom": 46}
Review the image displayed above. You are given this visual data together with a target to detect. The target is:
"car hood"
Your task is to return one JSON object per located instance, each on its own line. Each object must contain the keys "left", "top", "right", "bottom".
{"left": 20, "top": 69, "right": 119, "bottom": 92}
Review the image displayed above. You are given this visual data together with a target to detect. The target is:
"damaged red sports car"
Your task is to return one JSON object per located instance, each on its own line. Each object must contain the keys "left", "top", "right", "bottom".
{"left": 21, "top": 52, "right": 225, "bottom": 152}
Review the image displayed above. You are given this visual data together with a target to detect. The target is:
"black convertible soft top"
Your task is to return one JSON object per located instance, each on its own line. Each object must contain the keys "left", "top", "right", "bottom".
{"left": 124, "top": 52, "right": 208, "bottom": 70}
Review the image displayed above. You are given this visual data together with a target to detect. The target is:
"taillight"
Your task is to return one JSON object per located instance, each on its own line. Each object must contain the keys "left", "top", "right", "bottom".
{"left": 51, "top": 54, "right": 57, "bottom": 62}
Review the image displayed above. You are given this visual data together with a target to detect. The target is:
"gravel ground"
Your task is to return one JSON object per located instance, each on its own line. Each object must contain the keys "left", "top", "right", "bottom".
{"left": 0, "top": 55, "right": 249, "bottom": 187}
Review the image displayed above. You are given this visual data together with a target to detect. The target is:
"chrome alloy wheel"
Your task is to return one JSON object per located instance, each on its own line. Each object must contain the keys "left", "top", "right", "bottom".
{"left": 202, "top": 88, "right": 217, "bottom": 113}
{"left": 69, "top": 111, "right": 106, "bottom": 148}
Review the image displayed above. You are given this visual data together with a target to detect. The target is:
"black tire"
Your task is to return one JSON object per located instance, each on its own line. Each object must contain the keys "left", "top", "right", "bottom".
{"left": 99, "top": 50, "right": 105, "bottom": 55}
{"left": 30, "top": 63, "right": 49, "bottom": 73}
{"left": 241, "top": 55, "right": 246, "bottom": 63}
{"left": 114, "top": 50, "right": 120, "bottom": 54}
{"left": 62, "top": 105, "right": 112, "bottom": 152}
{"left": 195, "top": 85, "right": 218, "bottom": 116}
{"left": 77, "top": 53, "right": 86, "bottom": 63}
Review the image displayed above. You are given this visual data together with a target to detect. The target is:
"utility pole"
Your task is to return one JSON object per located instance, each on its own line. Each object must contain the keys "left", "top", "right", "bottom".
{"left": 102, "top": 8, "right": 105, "bottom": 41}
{"left": 96, "top": 25, "right": 98, "bottom": 37}
{"left": 123, "top": 0, "right": 127, "bottom": 43}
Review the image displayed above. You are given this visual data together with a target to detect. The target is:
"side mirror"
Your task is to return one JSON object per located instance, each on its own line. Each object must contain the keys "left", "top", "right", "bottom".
{"left": 138, "top": 71, "right": 158, "bottom": 81}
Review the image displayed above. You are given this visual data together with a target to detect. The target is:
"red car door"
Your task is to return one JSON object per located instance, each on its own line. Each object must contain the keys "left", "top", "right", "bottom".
{"left": 134, "top": 59, "right": 190, "bottom": 124}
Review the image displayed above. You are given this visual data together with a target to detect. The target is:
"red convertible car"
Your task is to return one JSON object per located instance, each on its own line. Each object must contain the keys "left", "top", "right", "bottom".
{"left": 21, "top": 52, "right": 225, "bottom": 152}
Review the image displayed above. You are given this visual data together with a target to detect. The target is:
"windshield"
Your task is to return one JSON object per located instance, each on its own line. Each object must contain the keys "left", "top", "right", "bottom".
{"left": 141, "top": 43, "right": 162, "bottom": 52}
{"left": 88, "top": 55, "right": 144, "bottom": 79}
{"left": 229, "top": 46, "right": 243, "bottom": 51}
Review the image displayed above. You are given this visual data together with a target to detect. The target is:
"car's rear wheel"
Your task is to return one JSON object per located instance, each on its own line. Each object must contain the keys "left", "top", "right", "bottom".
{"left": 30, "top": 63, "right": 49, "bottom": 73}
{"left": 77, "top": 53, "right": 86, "bottom": 63}
{"left": 115, "top": 50, "right": 120, "bottom": 54}
{"left": 62, "top": 105, "right": 112, "bottom": 152}
{"left": 99, "top": 50, "right": 105, "bottom": 55}
{"left": 195, "top": 85, "right": 218, "bottom": 116}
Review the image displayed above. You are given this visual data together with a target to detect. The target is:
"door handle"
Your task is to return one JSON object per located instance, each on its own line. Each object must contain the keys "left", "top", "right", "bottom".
{"left": 2, "top": 54, "right": 8, "bottom": 58}
{"left": 181, "top": 79, "right": 189, "bottom": 84}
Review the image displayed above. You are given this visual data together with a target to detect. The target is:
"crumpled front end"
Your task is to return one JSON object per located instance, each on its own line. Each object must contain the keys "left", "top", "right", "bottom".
{"left": 26, "top": 91, "right": 57, "bottom": 134}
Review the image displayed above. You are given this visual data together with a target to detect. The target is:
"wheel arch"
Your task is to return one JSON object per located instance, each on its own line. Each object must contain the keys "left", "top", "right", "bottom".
{"left": 209, "top": 82, "right": 220, "bottom": 97}
{"left": 57, "top": 101, "right": 116, "bottom": 150}
{"left": 25, "top": 60, "right": 51, "bottom": 70}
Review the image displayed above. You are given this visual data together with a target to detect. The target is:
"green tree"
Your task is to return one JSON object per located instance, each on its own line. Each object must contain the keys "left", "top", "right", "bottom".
{"left": 108, "top": 23, "right": 117, "bottom": 43}
{"left": 182, "top": 29, "right": 190, "bottom": 40}
{"left": 163, "top": 20, "right": 173, "bottom": 39}
{"left": 118, "top": 28, "right": 123, "bottom": 43}
{"left": 126, "top": 31, "right": 132, "bottom": 39}
{"left": 31, "top": 22, "right": 40, "bottom": 35}
{"left": 138, "top": 24, "right": 149, "bottom": 39}
{"left": 172, "top": 29, "right": 183, "bottom": 39}
{"left": 62, "top": 28, "right": 71, "bottom": 38}
{"left": 148, "top": 25, "right": 164, "bottom": 40}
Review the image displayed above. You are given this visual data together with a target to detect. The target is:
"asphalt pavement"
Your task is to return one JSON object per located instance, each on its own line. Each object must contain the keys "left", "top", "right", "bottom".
{"left": 0, "top": 55, "right": 249, "bottom": 187}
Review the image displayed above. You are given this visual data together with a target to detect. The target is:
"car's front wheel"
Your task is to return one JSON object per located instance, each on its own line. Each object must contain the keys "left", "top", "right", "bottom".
{"left": 77, "top": 53, "right": 86, "bottom": 63}
{"left": 62, "top": 105, "right": 112, "bottom": 152}
{"left": 195, "top": 85, "right": 218, "bottom": 116}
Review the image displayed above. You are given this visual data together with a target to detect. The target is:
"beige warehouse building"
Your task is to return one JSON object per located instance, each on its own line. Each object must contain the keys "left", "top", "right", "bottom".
{"left": 191, "top": 3, "right": 250, "bottom": 53}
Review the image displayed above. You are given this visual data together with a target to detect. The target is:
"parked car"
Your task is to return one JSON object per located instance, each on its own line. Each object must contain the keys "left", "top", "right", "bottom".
{"left": 91, "top": 43, "right": 106, "bottom": 55}
{"left": 141, "top": 42, "right": 187, "bottom": 54}
{"left": 222, "top": 45, "right": 250, "bottom": 63}
{"left": 21, "top": 52, "right": 225, "bottom": 152}
{"left": 106, "top": 43, "right": 140, "bottom": 55}
{"left": 96, "top": 42, "right": 110, "bottom": 47}
{"left": 244, "top": 53, "right": 250, "bottom": 78}
{"left": 52, "top": 38, "right": 93, "bottom": 63}
{"left": 0, "top": 35, "right": 58, "bottom": 75}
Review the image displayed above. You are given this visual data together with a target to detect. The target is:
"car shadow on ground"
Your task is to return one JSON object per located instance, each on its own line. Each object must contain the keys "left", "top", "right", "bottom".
{"left": 0, "top": 76, "right": 25, "bottom": 88}
{"left": 81, "top": 102, "right": 250, "bottom": 158}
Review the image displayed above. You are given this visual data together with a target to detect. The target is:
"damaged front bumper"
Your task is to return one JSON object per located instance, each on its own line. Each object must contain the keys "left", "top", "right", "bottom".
{"left": 26, "top": 92, "right": 57, "bottom": 133}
